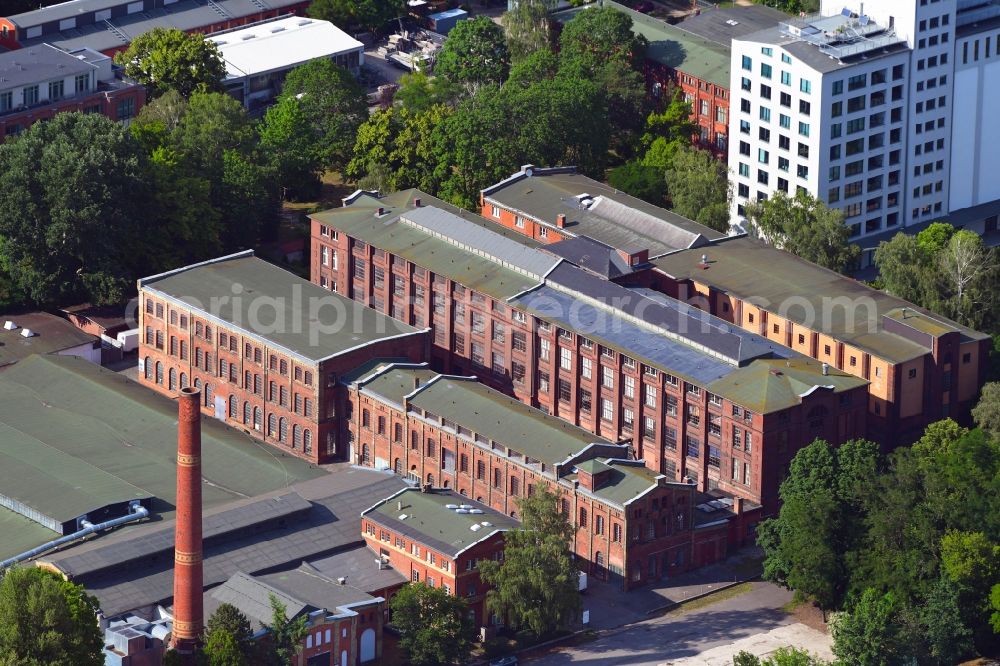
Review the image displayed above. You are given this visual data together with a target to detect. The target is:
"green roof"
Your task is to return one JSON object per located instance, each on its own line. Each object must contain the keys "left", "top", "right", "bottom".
{"left": 140, "top": 253, "right": 421, "bottom": 363}
{"left": 552, "top": 1, "right": 733, "bottom": 87}
{"left": 311, "top": 190, "right": 544, "bottom": 302}
{"left": 653, "top": 237, "right": 988, "bottom": 363}
{"left": 566, "top": 460, "right": 662, "bottom": 508}
{"left": 0, "top": 355, "right": 325, "bottom": 561}
{"left": 706, "top": 358, "right": 867, "bottom": 414}
{"left": 0, "top": 312, "right": 97, "bottom": 368}
{"left": 364, "top": 488, "right": 521, "bottom": 557}
{"left": 353, "top": 363, "right": 438, "bottom": 407}
{"left": 394, "top": 371, "right": 611, "bottom": 466}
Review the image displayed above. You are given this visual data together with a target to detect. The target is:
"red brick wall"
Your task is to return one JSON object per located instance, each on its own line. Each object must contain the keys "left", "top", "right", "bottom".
{"left": 138, "top": 289, "right": 429, "bottom": 464}
{"left": 0, "top": 84, "right": 145, "bottom": 138}
{"left": 645, "top": 62, "right": 730, "bottom": 159}
{"left": 294, "top": 603, "right": 383, "bottom": 666}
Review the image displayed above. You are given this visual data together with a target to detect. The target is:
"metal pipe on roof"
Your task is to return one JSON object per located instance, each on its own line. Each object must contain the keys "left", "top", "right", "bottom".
{"left": 0, "top": 501, "right": 149, "bottom": 570}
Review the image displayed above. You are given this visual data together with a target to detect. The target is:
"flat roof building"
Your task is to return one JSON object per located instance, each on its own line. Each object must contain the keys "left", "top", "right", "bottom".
{"left": 0, "top": 353, "right": 324, "bottom": 564}
{"left": 0, "top": 311, "right": 101, "bottom": 369}
{"left": 209, "top": 17, "right": 364, "bottom": 111}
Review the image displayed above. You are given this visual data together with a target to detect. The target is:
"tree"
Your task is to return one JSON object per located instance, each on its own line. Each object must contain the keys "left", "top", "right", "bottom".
{"left": 506, "top": 49, "right": 560, "bottom": 88}
{"left": 434, "top": 17, "right": 511, "bottom": 94}
{"left": 114, "top": 28, "right": 225, "bottom": 98}
{"left": 664, "top": 145, "right": 731, "bottom": 232}
{"left": 939, "top": 230, "right": 997, "bottom": 325}
{"left": 558, "top": 6, "right": 646, "bottom": 154}
{"left": 972, "top": 382, "right": 1000, "bottom": 437}
{"left": 640, "top": 92, "right": 697, "bottom": 168}
{"left": 608, "top": 161, "right": 666, "bottom": 206}
{"left": 394, "top": 71, "right": 457, "bottom": 112}
{"left": 873, "top": 232, "right": 933, "bottom": 305}
{"left": 203, "top": 603, "right": 253, "bottom": 666}
{"left": 0, "top": 112, "right": 147, "bottom": 306}
{"left": 261, "top": 594, "right": 307, "bottom": 666}
{"left": 745, "top": 190, "right": 860, "bottom": 274}
{"left": 308, "top": 0, "right": 404, "bottom": 34}
{"left": 279, "top": 59, "right": 368, "bottom": 172}
{"left": 258, "top": 96, "right": 322, "bottom": 200}
{"left": 389, "top": 583, "right": 474, "bottom": 666}
{"left": 0, "top": 566, "right": 103, "bottom": 666}
{"left": 502, "top": 0, "right": 554, "bottom": 62}
{"left": 758, "top": 439, "right": 879, "bottom": 612}
{"left": 477, "top": 488, "right": 581, "bottom": 637}
{"left": 831, "top": 588, "right": 908, "bottom": 666}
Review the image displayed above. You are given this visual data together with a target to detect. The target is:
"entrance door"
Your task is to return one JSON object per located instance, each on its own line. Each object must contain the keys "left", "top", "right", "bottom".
{"left": 360, "top": 628, "right": 376, "bottom": 662}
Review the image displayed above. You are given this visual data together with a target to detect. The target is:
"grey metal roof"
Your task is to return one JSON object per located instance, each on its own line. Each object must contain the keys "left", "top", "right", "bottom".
{"left": 400, "top": 206, "right": 560, "bottom": 281}
{"left": 676, "top": 5, "right": 787, "bottom": 47}
{"left": 544, "top": 236, "right": 635, "bottom": 279}
{"left": 0, "top": 43, "right": 95, "bottom": 91}
{"left": 41, "top": 469, "right": 405, "bottom": 617}
{"left": 208, "top": 572, "right": 309, "bottom": 627}
{"left": 10, "top": 0, "right": 304, "bottom": 30}
{"left": 140, "top": 252, "right": 422, "bottom": 364}
{"left": 9, "top": 0, "right": 126, "bottom": 26}
{"left": 544, "top": 262, "right": 784, "bottom": 365}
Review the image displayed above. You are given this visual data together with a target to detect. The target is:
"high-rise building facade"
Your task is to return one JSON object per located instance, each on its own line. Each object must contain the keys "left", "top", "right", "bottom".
{"left": 729, "top": 0, "right": 1000, "bottom": 254}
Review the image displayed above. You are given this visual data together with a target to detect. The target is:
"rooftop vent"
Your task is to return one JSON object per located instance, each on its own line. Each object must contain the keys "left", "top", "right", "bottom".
{"left": 469, "top": 509, "right": 484, "bottom": 514}
{"left": 445, "top": 504, "right": 459, "bottom": 510}
{"left": 459, "top": 504, "right": 473, "bottom": 510}
{"left": 455, "top": 509, "right": 470, "bottom": 514}
{"left": 19, "top": 328, "right": 34, "bottom": 338}
{"left": 470, "top": 524, "right": 482, "bottom": 531}
{"left": 398, "top": 513, "right": 408, "bottom": 520}
{"left": 337, "top": 576, "right": 346, "bottom": 585}
{"left": 3, "top": 321, "right": 16, "bottom": 331}
{"left": 822, "top": 362, "right": 829, "bottom": 376}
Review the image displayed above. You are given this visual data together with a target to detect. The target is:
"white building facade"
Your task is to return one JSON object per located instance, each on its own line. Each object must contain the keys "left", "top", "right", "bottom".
{"left": 729, "top": 0, "right": 1000, "bottom": 253}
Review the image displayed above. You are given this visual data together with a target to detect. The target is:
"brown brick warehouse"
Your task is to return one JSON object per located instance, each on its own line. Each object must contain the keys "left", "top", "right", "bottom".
{"left": 310, "top": 187, "right": 869, "bottom": 514}
{"left": 137, "top": 253, "right": 430, "bottom": 465}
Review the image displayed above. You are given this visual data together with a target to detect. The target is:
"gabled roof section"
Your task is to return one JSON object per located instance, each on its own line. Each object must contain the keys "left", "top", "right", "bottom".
{"left": 481, "top": 166, "right": 724, "bottom": 257}
{"left": 544, "top": 236, "right": 636, "bottom": 279}
{"left": 706, "top": 358, "right": 867, "bottom": 413}
{"left": 139, "top": 252, "right": 422, "bottom": 364}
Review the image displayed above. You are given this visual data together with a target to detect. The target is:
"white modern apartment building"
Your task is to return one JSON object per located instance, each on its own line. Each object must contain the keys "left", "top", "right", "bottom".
{"left": 729, "top": 0, "right": 1000, "bottom": 256}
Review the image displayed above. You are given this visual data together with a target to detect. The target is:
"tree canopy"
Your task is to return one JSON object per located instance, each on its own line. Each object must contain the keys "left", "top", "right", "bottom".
{"left": 260, "top": 594, "right": 307, "bottom": 666}
{"left": 665, "top": 144, "right": 730, "bottom": 232}
{"left": 477, "top": 488, "right": 581, "bottom": 637}
{"left": 308, "top": 0, "right": 404, "bottom": 34}
{"left": 434, "top": 17, "right": 511, "bottom": 95}
{"left": 746, "top": 190, "right": 861, "bottom": 274}
{"left": 114, "top": 28, "right": 225, "bottom": 98}
{"left": 389, "top": 582, "right": 474, "bottom": 666}
{"left": 203, "top": 602, "right": 254, "bottom": 666}
{"left": 501, "top": 0, "right": 554, "bottom": 62}
{"left": 0, "top": 566, "right": 103, "bottom": 666}
{"left": 875, "top": 223, "right": 998, "bottom": 330}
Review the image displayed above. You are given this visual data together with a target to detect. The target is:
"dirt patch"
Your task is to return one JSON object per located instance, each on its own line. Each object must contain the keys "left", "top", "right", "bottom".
{"left": 786, "top": 598, "right": 830, "bottom": 634}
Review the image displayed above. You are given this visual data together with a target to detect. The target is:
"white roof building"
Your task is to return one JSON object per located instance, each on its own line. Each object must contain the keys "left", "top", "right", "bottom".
{"left": 209, "top": 17, "right": 364, "bottom": 110}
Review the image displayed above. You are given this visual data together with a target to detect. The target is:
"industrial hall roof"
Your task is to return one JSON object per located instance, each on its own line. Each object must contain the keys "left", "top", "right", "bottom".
{"left": 364, "top": 488, "right": 520, "bottom": 558}
{"left": 0, "top": 354, "right": 323, "bottom": 563}
{"left": 676, "top": 5, "right": 788, "bottom": 48}
{"left": 139, "top": 251, "right": 423, "bottom": 364}
{"left": 653, "top": 236, "right": 988, "bottom": 363}
{"left": 481, "top": 166, "right": 725, "bottom": 257}
{"left": 43, "top": 468, "right": 407, "bottom": 617}
{"left": 0, "top": 311, "right": 98, "bottom": 368}
{"left": 311, "top": 190, "right": 549, "bottom": 302}
{"left": 563, "top": 459, "right": 669, "bottom": 509}
{"left": 355, "top": 363, "right": 613, "bottom": 467}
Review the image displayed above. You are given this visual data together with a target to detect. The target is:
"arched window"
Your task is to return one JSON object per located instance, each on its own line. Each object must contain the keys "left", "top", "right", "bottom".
{"left": 180, "top": 372, "right": 188, "bottom": 389}
{"left": 579, "top": 507, "right": 588, "bottom": 528}
{"left": 229, "top": 395, "right": 237, "bottom": 418}
{"left": 194, "top": 378, "right": 202, "bottom": 393}
{"left": 243, "top": 401, "right": 251, "bottom": 425}
{"left": 443, "top": 479, "right": 450, "bottom": 488}
{"left": 362, "top": 444, "right": 371, "bottom": 464}
{"left": 169, "top": 367, "right": 177, "bottom": 390}
{"left": 144, "top": 356, "right": 152, "bottom": 380}
{"left": 426, "top": 473, "right": 434, "bottom": 486}
{"left": 155, "top": 361, "right": 163, "bottom": 385}
{"left": 595, "top": 551, "right": 605, "bottom": 578}
{"left": 303, "top": 429, "right": 312, "bottom": 454}
{"left": 278, "top": 417, "right": 288, "bottom": 443}
{"left": 393, "top": 458, "right": 401, "bottom": 474}
{"left": 268, "top": 414, "right": 277, "bottom": 437}
{"left": 204, "top": 383, "right": 213, "bottom": 407}
{"left": 253, "top": 407, "right": 262, "bottom": 431}
{"left": 292, "top": 424, "right": 301, "bottom": 448}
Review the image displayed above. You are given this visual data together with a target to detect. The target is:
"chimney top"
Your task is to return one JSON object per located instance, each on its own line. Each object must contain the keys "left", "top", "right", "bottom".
{"left": 414, "top": 197, "right": 422, "bottom": 207}
{"left": 821, "top": 362, "right": 829, "bottom": 376}
{"left": 376, "top": 206, "right": 385, "bottom": 217}
{"left": 556, "top": 213, "right": 567, "bottom": 228}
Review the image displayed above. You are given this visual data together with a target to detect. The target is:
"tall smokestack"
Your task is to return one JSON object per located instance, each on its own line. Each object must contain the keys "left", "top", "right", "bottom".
{"left": 172, "top": 387, "right": 203, "bottom": 655}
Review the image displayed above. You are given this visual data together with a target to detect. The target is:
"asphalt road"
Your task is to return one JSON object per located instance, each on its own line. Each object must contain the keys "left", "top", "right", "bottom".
{"left": 525, "top": 582, "right": 804, "bottom": 666}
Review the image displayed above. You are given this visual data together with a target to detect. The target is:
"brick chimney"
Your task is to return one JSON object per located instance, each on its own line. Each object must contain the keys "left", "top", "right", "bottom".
{"left": 556, "top": 213, "right": 567, "bottom": 228}
{"left": 171, "top": 387, "right": 204, "bottom": 655}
